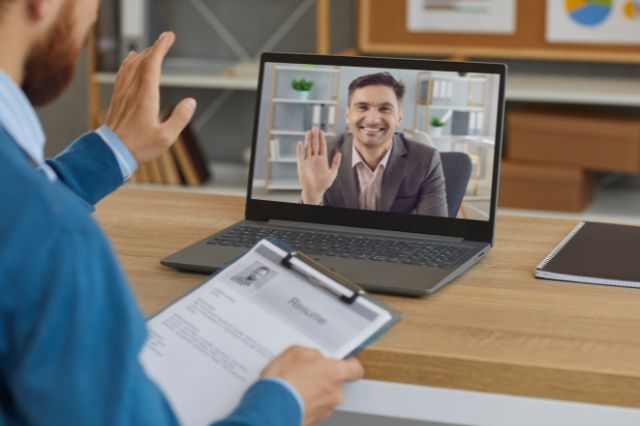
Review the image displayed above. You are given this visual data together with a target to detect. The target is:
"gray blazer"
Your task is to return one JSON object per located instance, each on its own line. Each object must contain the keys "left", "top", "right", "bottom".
{"left": 323, "top": 133, "right": 448, "bottom": 217}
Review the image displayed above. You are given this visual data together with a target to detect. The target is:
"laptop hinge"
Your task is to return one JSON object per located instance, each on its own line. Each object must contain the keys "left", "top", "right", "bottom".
{"left": 266, "top": 219, "right": 464, "bottom": 243}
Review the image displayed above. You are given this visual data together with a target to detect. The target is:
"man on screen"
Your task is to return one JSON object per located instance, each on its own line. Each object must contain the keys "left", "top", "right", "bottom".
{"left": 296, "top": 72, "right": 448, "bottom": 217}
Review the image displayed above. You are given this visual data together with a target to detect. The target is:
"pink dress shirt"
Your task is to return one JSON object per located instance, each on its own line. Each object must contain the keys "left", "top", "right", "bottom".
{"left": 352, "top": 143, "right": 393, "bottom": 211}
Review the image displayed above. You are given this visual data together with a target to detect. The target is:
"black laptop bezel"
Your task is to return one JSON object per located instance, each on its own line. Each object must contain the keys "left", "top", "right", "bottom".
{"left": 245, "top": 52, "right": 505, "bottom": 244}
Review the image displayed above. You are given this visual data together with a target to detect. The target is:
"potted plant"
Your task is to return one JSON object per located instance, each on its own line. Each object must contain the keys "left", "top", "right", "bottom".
{"left": 291, "top": 78, "right": 314, "bottom": 100}
{"left": 429, "top": 117, "right": 446, "bottom": 137}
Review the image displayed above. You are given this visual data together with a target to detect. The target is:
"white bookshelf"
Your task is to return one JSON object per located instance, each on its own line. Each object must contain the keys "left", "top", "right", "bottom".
{"left": 268, "top": 158, "right": 297, "bottom": 163}
{"left": 274, "top": 64, "right": 340, "bottom": 73}
{"left": 273, "top": 98, "right": 338, "bottom": 105}
{"left": 427, "top": 105, "right": 486, "bottom": 111}
{"left": 94, "top": 71, "right": 258, "bottom": 90}
{"left": 264, "top": 64, "right": 341, "bottom": 192}
{"left": 96, "top": 63, "right": 640, "bottom": 106}
{"left": 265, "top": 180, "right": 302, "bottom": 191}
{"left": 271, "top": 129, "right": 336, "bottom": 137}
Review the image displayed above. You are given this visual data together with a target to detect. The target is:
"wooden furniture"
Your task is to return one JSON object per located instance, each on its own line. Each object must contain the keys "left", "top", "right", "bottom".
{"left": 357, "top": 0, "right": 640, "bottom": 63}
{"left": 95, "top": 188, "right": 640, "bottom": 408}
{"left": 501, "top": 105, "right": 640, "bottom": 211}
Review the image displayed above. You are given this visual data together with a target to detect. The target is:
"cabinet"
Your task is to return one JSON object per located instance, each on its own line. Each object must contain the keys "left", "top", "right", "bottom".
{"left": 264, "top": 64, "right": 341, "bottom": 191}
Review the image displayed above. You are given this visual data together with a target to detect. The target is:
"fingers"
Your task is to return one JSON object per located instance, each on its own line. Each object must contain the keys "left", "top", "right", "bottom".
{"left": 112, "top": 31, "right": 174, "bottom": 100}
{"left": 124, "top": 32, "right": 174, "bottom": 95}
{"left": 318, "top": 129, "right": 327, "bottom": 156}
{"left": 302, "top": 128, "right": 327, "bottom": 158}
{"left": 310, "top": 128, "right": 320, "bottom": 156}
{"left": 296, "top": 141, "right": 304, "bottom": 163}
{"left": 304, "top": 130, "right": 312, "bottom": 158}
{"left": 162, "top": 97, "right": 197, "bottom": 144}
{"left": 146, "top": 32, "right": 176, "bottom": 84}
{"left": 335, "top": 357, "right": 364, "bottom": 382}
{"left": 113, "top": 51, "right": 138, "bottom": 93}
{"left": 330, "top": 152, "right": 342, "bottom": 173}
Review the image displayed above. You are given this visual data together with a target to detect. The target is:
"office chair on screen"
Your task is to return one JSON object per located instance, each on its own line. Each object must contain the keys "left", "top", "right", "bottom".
{"left": 440, "top": 152, "right": 473, "bottom": 218}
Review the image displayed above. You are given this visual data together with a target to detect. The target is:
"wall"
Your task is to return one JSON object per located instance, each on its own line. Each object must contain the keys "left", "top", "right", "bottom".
{"left": 40, "top": 48, "right": 89, "bottom": 157}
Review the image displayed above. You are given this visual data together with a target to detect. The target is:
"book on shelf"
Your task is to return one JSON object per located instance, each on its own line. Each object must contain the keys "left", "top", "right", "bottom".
{"left": 157, "top": 149, "right": 182, "bottom": 185}
{"left": 420, "top": 79, "right": 428, "bottom": 103}
{"left": 180, "top": 124, "right": 211, "bottom": 183}
{"left": 327, "top": 105, "right": 336, "bottom": 130}
{"left": 432, "top": 80, "right": 453, "bottom": 105}
{"left": 173, "top": 137, "right": 201, "bottom": 186}
{"left": 269, "top": 139, "right": 280, "bottom": 160}
{"left": 120, "top": 0, "right": 147, "bottom": 58}
{"left": 320, "top": 104, "right": 331, "bottom": 131}
{"left": 312, "top": 104, "right": 322, "bottom": 129}
{"left": 433, "top": 80, "right": 441, "bottom": 103}
{"left": 452, "top": 111, "right": 470, "bottom": 136}
{"left": 96, "top": 0, "right": 120, "bottom": 72}
{"left": 127, "top": 169, "right": 139, "bottom": 184}
{"left": 305, "top": 105, "right": 312, "bottom": 130}
{"left": 135, "top": 161, "right": 150, "bottom": 183}
{"left": 146, "top": 157, "right": 162, "bottom": 183}
{"left": 128, "top": 124, "right": 209, "bottom": 187}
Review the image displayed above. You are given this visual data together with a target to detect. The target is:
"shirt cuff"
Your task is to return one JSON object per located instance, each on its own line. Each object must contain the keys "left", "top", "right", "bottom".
{"left": 95, "top": 125, "right": 137, "bottom": 180}
{"left": 260, "top": 377, "right": 305, "bottom": 421}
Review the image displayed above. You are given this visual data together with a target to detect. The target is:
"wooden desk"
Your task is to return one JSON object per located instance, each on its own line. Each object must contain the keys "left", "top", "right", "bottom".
{"left": 95, "top": 188, "right": 640, "bottom": 409}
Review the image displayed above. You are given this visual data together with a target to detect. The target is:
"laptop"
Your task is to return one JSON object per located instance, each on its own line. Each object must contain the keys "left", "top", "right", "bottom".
{"left": 162, "top": 52, "right": 506, "bottom": 297}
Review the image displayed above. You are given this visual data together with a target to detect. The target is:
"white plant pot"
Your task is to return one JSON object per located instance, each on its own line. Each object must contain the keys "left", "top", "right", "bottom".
{"left": 297, "top": 90, "right": 310, "bottom": 100}
{"left": 429, "top": 126, "right": 443, "bottom": 137}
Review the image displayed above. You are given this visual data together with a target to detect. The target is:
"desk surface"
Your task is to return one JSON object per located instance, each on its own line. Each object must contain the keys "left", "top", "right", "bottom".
{"left": 95, "top": 188, "right": 640, "bottom": 408}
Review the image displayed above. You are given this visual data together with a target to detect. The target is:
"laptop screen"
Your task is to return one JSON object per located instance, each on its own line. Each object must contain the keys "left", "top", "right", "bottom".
{"left": 248, "top": 54, "right": 504, "bottom": 233}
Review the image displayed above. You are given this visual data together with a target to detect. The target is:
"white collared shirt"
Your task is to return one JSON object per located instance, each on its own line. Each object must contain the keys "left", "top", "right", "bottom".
{"left": 0, "top": 69, "right": 136, "bottom": 182}
{"left": 352, "top": 141, "right": 393, "bottom": 210}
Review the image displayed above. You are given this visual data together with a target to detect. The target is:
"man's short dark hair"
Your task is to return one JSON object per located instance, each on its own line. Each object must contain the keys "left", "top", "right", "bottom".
{"left": 348, "top": 72, "right": 405, "bottom": 104}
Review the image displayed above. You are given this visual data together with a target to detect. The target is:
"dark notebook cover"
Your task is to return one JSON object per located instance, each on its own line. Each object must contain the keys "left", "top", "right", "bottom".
{"left": 535, "top": 222, "right": 640, "bottom": 288}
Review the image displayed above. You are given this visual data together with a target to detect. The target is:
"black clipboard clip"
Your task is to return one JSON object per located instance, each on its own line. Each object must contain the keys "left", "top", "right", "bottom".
{"left": 281, "top": 252, "right": 365, "bottom": 305}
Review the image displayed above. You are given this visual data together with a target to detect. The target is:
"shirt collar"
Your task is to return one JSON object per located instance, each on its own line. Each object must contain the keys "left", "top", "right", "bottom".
{"left": 351, "top": 139, "right": 393, "bottom": 172}
{"left": 0, "top": 69, "right": 46, "bottom": 167}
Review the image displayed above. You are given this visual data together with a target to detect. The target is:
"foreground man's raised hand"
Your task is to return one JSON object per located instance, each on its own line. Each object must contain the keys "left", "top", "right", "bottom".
{"left": 105, "top": 31, "right": 197, "bottom": 165}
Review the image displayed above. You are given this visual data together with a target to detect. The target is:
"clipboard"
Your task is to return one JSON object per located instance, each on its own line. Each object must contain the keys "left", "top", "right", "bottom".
{"left": 271, "top": 237, "right": 401, "bottom": 357}
{"left": 142, "top": 237, "right": 401, "bottom": 426}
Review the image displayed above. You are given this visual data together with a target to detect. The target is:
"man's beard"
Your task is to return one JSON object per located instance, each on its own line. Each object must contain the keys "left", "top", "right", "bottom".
{"left": 22, "top": 2, "right": 80, "bottom": 107}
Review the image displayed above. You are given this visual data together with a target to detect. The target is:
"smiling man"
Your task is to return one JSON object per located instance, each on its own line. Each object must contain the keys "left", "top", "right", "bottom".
{"left": 297, "top": 72, "right": 448, "bottom": 216}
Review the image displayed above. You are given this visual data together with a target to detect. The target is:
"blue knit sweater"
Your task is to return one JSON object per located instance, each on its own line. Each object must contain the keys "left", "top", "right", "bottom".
{"left": 0, "top": 130, "right": 301, "bottom": 426}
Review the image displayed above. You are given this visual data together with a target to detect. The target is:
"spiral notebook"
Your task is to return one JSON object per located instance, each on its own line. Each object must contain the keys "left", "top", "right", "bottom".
{"left": 535, "top": 222, "right": 640, "bottom": 288}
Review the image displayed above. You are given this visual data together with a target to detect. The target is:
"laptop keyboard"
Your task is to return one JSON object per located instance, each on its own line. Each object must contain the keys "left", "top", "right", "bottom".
{"left": 206, "top": 226, "right": 475, "bottom": 268}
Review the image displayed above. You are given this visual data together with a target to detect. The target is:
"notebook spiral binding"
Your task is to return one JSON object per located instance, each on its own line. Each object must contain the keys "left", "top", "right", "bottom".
{"left": 535, "top": 222, "right": 585, "bottom": 271}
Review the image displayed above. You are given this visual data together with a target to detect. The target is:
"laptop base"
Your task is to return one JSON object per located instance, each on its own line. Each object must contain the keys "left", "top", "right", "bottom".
{"left": 161, "top": 221, "right": 490, "bottom": 297}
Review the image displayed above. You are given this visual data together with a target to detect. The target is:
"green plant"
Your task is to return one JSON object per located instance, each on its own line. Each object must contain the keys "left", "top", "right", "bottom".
{"left": 291, "top": 78, "right": 314, "bottom": 91}
{"left": 430, "top": 117, "right": 446, "bottom": 127}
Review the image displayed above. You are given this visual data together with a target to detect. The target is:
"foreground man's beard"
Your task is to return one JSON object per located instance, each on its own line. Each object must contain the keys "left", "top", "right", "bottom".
{"left": 22, "top": 3, "right": 79, "bottom": 107}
